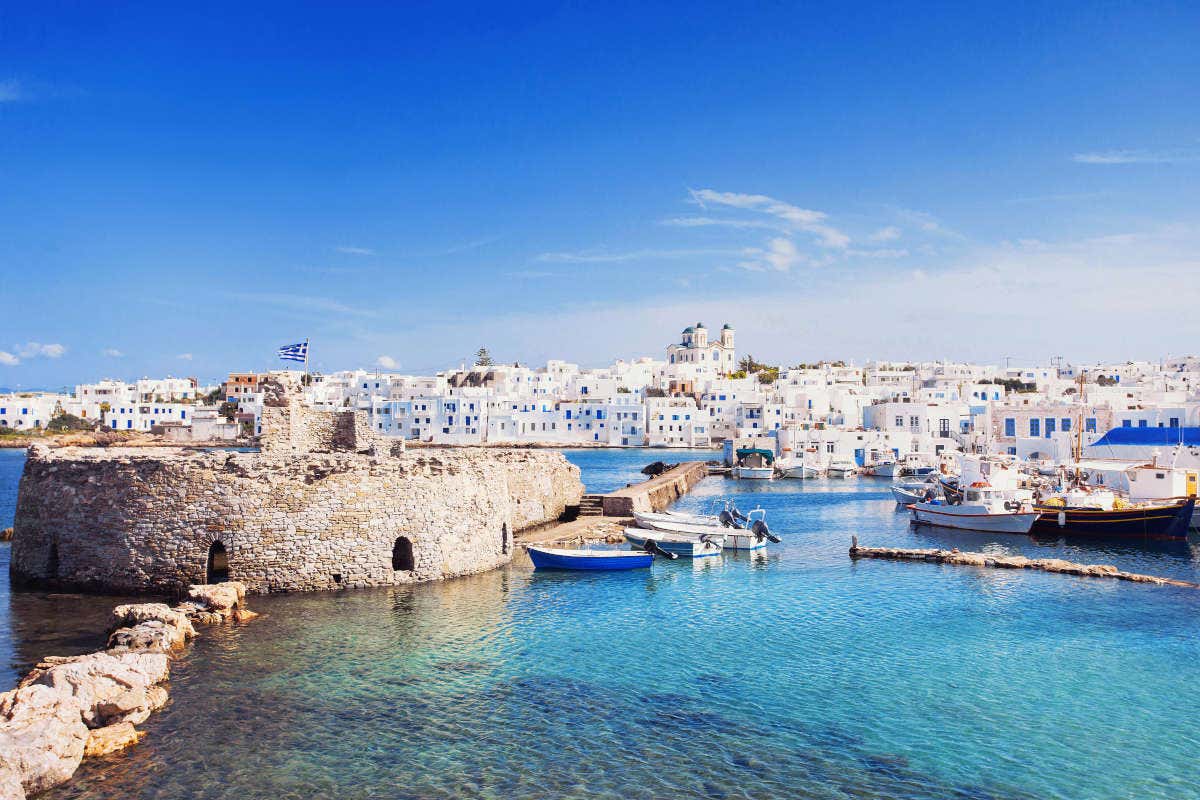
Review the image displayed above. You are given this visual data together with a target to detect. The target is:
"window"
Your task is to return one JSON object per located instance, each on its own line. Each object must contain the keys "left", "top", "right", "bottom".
{"left": 1030, "top": 419, "right": 1040, "bottom": 437}
{"left": 1061, "top": 418, "right": 1071, "bottom": 432}
{"left": 1122, "top": 420, "right": 1132, "bottom": 428}
{"left": 1139, "top": 420, "right": 1148, "bottom": 428}
{"left": 1086, "top": 418, "right": 1097, "bottom": 433}
{"left": 1170, "top": 417, "right": 1180, "bottom": 428}
{"left": 1004, "top": 418, "right": 1015, "bottom": 437}
{"left": 1045, "top": 418, "right": 1055, "bottom": 437}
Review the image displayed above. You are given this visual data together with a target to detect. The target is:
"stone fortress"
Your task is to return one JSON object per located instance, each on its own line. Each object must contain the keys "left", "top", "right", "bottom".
{"left": 11, "top": 374, "right": 583, "bottom": 594}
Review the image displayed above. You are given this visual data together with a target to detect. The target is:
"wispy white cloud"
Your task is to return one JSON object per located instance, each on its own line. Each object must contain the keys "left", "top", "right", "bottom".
{"left": 0, "top": 79, "right": 21, "bottom": 103}
{"left": 335, "top": 246, "right": 376, "bottom": 256}
{"left": 868, "top": 226, "right": 902, "bottom": 242}
{"left": 659, "top": 216, "right": 782, "bottom": 232}
{"left": 1073, "top": 149, "right": 1200, "bottom": 165}
{"left": 0, "top": 342, "right": 65, "bottom": 366}
{"left": 689, "top": 188, "right": 850, "bottom": 249}
{"left": 847, "top": 248, "right": 909, "bottom": 259}
{"left": 16, "top": 342, "right": 65, "bottom": 359}
{"left": 376, "top": 355, "right": 399, "bottom": 369}
{"left": 891, "top": 208, "right": 964, "bottom": 240}
{"left": 102, "top": 348, "right": 124, "bottom": 358}
{"left": 440, "top": 236, "right": 502, "bottom": 255}
{"left": 738, "top": 238, "right": 806, "bottom": 272}
{"left": 229, "top": 292, "right": 378, "bottom": 318}
{"left": 507, "top": 270, "right": 558, "bottom": 278}
{"left": 536, "top": 248, "right": 737, "bottom": 263}
{"left": 177, "top": 353, "right": 193, "bottom": 361}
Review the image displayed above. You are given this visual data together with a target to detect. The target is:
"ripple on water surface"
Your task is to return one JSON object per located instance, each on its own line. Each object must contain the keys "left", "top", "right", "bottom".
{"left": 5, "top": 449, "right": 1199, "bottom": 799}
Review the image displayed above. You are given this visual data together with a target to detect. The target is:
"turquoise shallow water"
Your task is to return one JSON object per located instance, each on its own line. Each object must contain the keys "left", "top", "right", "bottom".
{"left": 2, "top": 447, "right": 1200, "bottom": 798}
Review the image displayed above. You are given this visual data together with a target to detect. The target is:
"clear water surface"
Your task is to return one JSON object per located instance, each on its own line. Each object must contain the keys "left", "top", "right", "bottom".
{"left": 0, "top": 447, "right": 1198, "bottom": 799}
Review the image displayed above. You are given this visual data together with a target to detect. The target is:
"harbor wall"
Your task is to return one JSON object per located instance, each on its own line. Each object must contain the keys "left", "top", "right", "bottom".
{"left": 601, "top": 461, "right": 709, "bottom": 516}
{"left": 11, "top": 446, "right": 581, "bottom": 594}
{"left": 9, "top": 374, "right": 583, "bottom": 595}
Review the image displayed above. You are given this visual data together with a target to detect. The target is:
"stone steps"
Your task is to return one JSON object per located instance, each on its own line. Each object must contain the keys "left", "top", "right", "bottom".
{"left": 578, "top": 495, "right": 605, "bottom": 516}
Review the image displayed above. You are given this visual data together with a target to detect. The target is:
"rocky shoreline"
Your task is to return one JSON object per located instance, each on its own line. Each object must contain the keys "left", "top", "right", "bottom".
{"left": 0, "top": 582, "right": 257, "bottom": 799}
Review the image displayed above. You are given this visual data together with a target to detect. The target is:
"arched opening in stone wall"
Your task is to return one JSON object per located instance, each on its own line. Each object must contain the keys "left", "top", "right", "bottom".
{"left": 392, "top": 537, "right": 415, "bottom": 572}
{"left": 206, "top": 541, "right": 230, "bottom": 584}
{"left": 47, "top": 541, "right": 59, "bottom": 579}
{"left": 501, "top": 523, "right": 509, "bottom": 555}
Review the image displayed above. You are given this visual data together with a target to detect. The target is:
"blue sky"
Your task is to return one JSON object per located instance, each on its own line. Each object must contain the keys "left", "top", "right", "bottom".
{"left": 2, "top": 1, "right": 1198, "bottom": 388}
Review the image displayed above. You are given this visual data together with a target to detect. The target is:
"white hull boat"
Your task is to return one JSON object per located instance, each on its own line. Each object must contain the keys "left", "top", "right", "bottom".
{"left": 780, "top": 463, "right": 824, "bottom": 479}
{"left": 866, "top": 462, "right": 898, "bottom": 478}
{"left": 909, "top": 503, "right": 1041, "bottom": 533}
{"left": 827, "top": 461, "right": 858, "bottom": 478}
{"left": 733, "top": 465, "right": 774, "bottom": 480}
{"left": 892, "top": 484, "right": 932, "bottom": 505}
{"left": 623, "top": 529, "right": 724, "bottom": 558}
{"left": 628, "top": 526, "right": 767, "bottom": 551}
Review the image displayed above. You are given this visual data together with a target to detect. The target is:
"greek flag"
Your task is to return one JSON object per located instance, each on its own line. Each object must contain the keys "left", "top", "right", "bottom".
{"left": 277, "top": 341, "right": 308, "bottom": 363}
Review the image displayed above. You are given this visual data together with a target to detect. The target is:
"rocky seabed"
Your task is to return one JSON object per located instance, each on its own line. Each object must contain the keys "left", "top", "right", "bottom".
{"left": 0, "top": 582, "right": 257, "bottom": 799}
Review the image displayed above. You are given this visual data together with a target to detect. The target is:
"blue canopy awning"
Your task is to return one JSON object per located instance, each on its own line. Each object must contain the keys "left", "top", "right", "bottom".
{"left": 1089, "top": 427, "right": 1200, "bottom": 447}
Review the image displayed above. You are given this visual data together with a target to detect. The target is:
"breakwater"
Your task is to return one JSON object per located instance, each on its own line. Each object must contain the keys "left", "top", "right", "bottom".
{"left": 10, "top": 375, "right": 582, "bottom": 595}
{"left": 848, "top": 537, "right": 1200, "bottom": 589}
{"left": 597, "top": 461, "right": 709, "bottom": 516}
{"left": 0, "top": 581, "right": 254, "bottom": 799}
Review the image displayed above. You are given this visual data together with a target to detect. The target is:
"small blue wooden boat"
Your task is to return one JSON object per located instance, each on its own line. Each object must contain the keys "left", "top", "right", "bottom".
{"left": 527, "top": 545, "right": 653, "bottom": 571}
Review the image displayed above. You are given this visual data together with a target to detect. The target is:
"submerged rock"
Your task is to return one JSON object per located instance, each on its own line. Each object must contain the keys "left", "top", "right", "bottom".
{"left": 83, "top": 721, "right": 144, "bottom": 757}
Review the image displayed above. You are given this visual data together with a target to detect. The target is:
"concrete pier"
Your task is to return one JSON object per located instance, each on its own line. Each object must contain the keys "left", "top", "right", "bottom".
{"left": 848, "top": 537, "right": 1200, "bottom": 589}
{"left": 600, "top": 461, "right": 709, "bottom": 516}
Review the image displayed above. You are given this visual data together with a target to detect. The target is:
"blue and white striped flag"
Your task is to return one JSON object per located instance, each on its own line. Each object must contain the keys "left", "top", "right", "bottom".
{"left": 277, "top": 341, "right": 308, "bottom": 363}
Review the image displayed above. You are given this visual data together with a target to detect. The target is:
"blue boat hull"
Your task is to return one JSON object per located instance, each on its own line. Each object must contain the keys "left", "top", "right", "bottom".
{"left": 527, "top": 548, "right": 652, "bottom": 571}
{"left": 1031, "top": 498, "right": 1195, "bottom": 540}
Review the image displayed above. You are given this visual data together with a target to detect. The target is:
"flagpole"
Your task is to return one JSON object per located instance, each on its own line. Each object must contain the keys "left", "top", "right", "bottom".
{"left": 304, "top": 338, "right": 310, "bottom": 385}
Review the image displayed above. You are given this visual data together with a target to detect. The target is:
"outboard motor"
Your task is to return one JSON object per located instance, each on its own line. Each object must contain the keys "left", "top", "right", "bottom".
{"left": 730, "top": 505, "right": 749, "bottom": 525}
{"left": 719, "top": 509, "right": 735, "bottom": 528}
{"left": 751, "top": 519, "right": 782, "bottom": 543}
{"left": 642, "top": 539, "right": 679, "bottom": 560}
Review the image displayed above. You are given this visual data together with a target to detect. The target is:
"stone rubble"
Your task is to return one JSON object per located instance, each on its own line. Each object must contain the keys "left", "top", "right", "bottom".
{"left": 0, "top": 581, "right": 256, "bottom": 799}
{"left": 848, "top": 539, "right": 1200, "bottom": 588}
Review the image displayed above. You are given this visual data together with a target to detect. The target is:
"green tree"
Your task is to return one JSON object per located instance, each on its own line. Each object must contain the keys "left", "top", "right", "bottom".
{"left": 475, "top": 347, "right": 494, "bottom": 367}
{"left": 218, "top": 401, "right": 239, "bottom": 421}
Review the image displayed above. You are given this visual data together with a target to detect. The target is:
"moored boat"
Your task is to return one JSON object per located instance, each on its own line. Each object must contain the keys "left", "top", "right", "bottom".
{"left": 527, "top": 546, "right": 653, "bottom": 570}
{"left": 623, "top": 529, "right": 724, "bottom": 558}
{"left": 733, "top": 448, "right": 775, "bottom": 480}
{"left": 827, "top": 459, "right": 858, "bottom": 478}
{"left": 1030, "top": 496, "right": 1195, "bottom": 540}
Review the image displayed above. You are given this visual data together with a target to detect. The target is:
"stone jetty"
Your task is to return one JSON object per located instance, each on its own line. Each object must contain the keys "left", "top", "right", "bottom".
{"left": 848, "top": 537, "right": 1200, "bottom": 589}
{"left": 595, "top": 461, "right": 709, "bottom": 516}
{"left": 0, "top": 582, "right": 255, "bottom": 799}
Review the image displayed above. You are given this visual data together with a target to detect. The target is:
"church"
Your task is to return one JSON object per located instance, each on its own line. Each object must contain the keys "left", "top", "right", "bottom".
{"left": 665, "top": 322, "right": 736, "bottom": 374}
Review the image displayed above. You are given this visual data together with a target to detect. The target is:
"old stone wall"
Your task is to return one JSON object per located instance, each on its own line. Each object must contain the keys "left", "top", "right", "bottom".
{"left": 11, "top": 445, "right": 582, "bottom": 595}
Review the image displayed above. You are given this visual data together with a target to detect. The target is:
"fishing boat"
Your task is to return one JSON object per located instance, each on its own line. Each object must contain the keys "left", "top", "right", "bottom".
{"left": 909, "top": 486, "right": 1041, "bottom": 534}
{"left": 827, "top": 458, "right": 858, "bottom": 478}
{"left": 909, "top": 454, "right": 1040, "bottom": 534}
{"left": 1031, "top": 492, "right": 1195, "bottom": 540}
{"left": 527, "top": 546, "right": 653, "bottom": 570}
{"left": 733, "top": 448, "right": 775, "bottom": 480}
{"left": 634, "top": 501, "right": 749, "bottom": 529}
{"left": 891, "top": 475, "right": 940, "bottom": 506}
{"left": 863, "top": 458, "right": 898, "bottom": 477}
{"left": 623, "top": 530, "right": 724, "bottom": 558}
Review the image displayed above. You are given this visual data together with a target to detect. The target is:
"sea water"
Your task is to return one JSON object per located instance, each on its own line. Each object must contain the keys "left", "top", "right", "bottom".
{"left": 1, "top": 448, "right": 1198, "bottom": 799}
